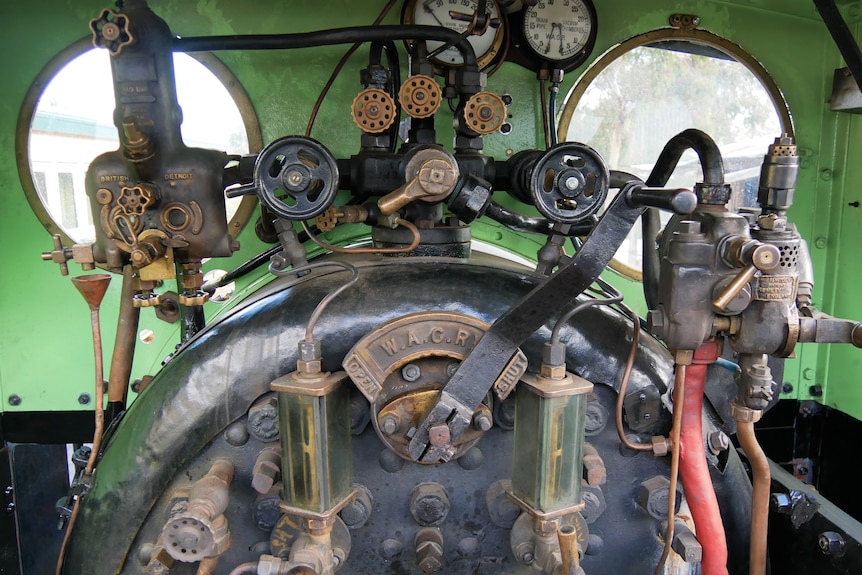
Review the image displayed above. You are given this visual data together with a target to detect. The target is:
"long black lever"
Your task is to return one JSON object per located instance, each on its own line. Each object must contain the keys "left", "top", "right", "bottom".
{"left": 407, "top": 183, "right": 696, "bottom": 462}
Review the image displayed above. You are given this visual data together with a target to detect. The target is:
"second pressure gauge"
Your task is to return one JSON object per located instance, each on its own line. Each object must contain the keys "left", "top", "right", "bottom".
{"left": 403, "top": 0, "right": 506, "bottom": 69}
{"left": 512, "top": 0, "right": 598, "bottom": 72}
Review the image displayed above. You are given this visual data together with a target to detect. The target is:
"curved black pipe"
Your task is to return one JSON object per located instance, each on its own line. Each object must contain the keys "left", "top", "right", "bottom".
{"left": 173, "top": 25, "right": 477, "bottom": 68}
{"left": 645, "top": 128, "right": 724, "bottom": 187}
{"left": 484, "top": 202, "right": 593, "bottom": 236}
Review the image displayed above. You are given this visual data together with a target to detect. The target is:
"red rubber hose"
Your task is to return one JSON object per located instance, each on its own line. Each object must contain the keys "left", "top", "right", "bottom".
{"left": 680, "top": 362, "right": 729, "bottom": 575}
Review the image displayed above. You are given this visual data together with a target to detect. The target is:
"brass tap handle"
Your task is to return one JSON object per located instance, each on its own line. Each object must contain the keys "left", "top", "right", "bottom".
{"left": 713, "top": 242, "right": 780, "bottom": 313}
{"left": 42, "top": 234, "right": 72, "bottom": 276}
{"left": 378, "top": 148, "right": 459, "bottom": 215}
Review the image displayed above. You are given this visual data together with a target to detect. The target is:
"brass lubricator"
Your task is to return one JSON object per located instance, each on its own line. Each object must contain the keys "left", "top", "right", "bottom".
{"left": 342, "top": 312, "right": 528, "bottom": 462}
{"left": 398, "top": 74, "right": 441, "bottom": 119}
{"left": 463, "top": 91, "right": 507, "bottom": 135}
{"left": 506, "top": 341, "right": 593, "bottom": 575}
{"left": 351, "top": 88, "right": 396, "bottom": 133}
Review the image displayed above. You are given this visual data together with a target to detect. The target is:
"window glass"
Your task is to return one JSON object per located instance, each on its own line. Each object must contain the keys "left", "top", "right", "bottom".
{"left": 561, "top": 38, "right": 787, "bottom": 278}
{"left": 27, "top": 48, "right": 251, "bottom": 243}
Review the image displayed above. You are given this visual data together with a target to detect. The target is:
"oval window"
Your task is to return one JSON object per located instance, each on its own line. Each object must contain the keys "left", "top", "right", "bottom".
{"left": 559, "top": 29, "right": 791, "bottom": 279}
{"left": 18, "top": 39, "right": 261, "bottom": 245}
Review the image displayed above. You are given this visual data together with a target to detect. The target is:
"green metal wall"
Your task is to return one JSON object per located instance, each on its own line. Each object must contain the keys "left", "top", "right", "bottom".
{"left": 0, "top": 0, "right": 859, "bottom": 419}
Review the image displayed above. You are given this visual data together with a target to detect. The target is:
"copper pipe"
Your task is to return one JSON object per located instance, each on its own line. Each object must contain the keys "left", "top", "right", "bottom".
{"left": 653, "top": 364, "right": 685, "bottom": 575}
{"left": 107, "top": 265, "right": 140, "bottom": 406}
{"left": 737, "top": 420, "right": 770, "bottom": 575}
{"left": 614, "top": 304, "right": 653, "bottom": 452}
{"left": 196, "top": 556, "right": 220, "bottom": 575}
{"left": 558, "top": 523, "right": 581, "bottom": 575}
{"left": 302, "top": 218, "right": 421, "bottom": 254}
{"left": 57, "top": 274, "right": 112, "bottom": 575}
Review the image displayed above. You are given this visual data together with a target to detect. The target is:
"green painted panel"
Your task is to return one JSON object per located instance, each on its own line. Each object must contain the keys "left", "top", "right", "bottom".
{"left": 0, "top": 0, "right": 860, "bottom": 420}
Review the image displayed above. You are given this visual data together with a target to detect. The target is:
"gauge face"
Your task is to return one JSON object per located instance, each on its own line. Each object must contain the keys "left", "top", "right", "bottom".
{"left": 405, "top": 0, "right": 505, "bottom": 68}
{"left": 523, "top": 0, "right": 594, "bottom": 62}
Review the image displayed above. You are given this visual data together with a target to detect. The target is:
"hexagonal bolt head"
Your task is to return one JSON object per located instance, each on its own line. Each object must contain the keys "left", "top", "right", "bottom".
{"left": 819, "top": 531, "right": 846, "bottom": 557}
{"left": 402, "top": 363, "right": 422, "bottom": 382}
{"left": 637, "top": 475, "right": 681, "bottom": 520}
{"left": 380, "top": 414, "right": 401, "bottom": 435}
{"left": 770, "top": 493, "right": 792, "bottom": 514}
{"left": 339, "top": 484, "right": 374, "bottom": 530}
{"left": 415, "top": 527, "right": 444, "bottom": 573}
{"left": 247, "top": 397, "right": 280, "bottom": 442}
{"left": 472, "top": 411, "right": 493, "bottom": 432}
{"left": 707, "top": 431, "right": 730, "bottom": 454}
{"left": 410, "top": 483, "right": 451, "bottom": 526}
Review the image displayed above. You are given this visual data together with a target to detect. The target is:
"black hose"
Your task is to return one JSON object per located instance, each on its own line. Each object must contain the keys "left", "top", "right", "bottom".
{"left": 174, "top": 25, "right": 477, "bottom": 68}
{"left": 642, "top": 207, "right": 662, "bottom": 309}
{"left": 484, "top": 202, "right": 593, "bottom": 236}
{"left": 645, "top": 128, "right": 724, "bottom": 186}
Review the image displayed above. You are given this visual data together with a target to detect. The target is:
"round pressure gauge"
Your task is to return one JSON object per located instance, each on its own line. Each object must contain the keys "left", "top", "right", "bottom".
{"left": 522, "top": 0, "right": 597, "bottom": 68}
{"left": 403, "top": 0, "right": 506, "bottom": 69}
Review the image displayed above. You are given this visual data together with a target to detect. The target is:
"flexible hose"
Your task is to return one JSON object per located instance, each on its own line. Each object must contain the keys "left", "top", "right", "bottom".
{"left": 737, "top": 420, "right": 770, "bottom": 575}
{"left": 174, "top": 25, "right": 477, "bottom": 68}
{"left": 539, "top": 78, "right": 550, "bottom": 149}
{"left": 653, "top": 364, "right": 686, "bottom": 575}
{"left": 680, "top": 362, "right": 729, "bottom": 575}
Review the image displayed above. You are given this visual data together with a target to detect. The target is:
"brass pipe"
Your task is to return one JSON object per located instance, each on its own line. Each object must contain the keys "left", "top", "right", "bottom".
{"left": 107, "top": 265, "right": 140, "bottom": 406}
{"left": 737, "top": 420, "right": 770, "bottom": 575}
{"left": 57, "top": 274, "right": 112, "bottom": 575}
{"left": 614, "top": 304, "right": 653, "bottom": 452}
{"left": 557, "top": 523, "right": 581, "bottom": 575}
{"left": 196, "top": 556, "right": 220, "bottom": 575}
{"left": 653, "top": 364, "right": 685, "bottom": 575}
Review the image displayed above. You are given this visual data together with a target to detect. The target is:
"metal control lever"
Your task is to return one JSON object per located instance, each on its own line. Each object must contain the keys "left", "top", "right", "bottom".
{"left": 798, "top": 310, "right": 862, "bottom": 347}
{"left": 712, "top": 238, "right": 781, "bottom": 312}
{"left": 406, "top": 183, "right": 697, "bottom": 463}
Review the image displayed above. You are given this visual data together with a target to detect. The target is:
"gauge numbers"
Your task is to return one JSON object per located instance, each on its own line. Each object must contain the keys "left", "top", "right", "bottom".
{"left": 406, "top": 0, "right": 505, "bottom": 68}
{"left": 524, "top": 0, "right": 594, "bottom": 62}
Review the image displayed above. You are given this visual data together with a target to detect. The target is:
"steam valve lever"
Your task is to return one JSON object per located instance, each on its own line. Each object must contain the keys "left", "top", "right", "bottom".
{"left": 712, "top": 239, "right": 780, "bottom": 312}
{"left": 407, "top": 183, "right": 696, "bottom": 463}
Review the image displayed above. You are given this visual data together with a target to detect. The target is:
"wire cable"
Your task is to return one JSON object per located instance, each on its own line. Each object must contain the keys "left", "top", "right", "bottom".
{"left": 539, "top": 78, "right": 550, "bottom": 149}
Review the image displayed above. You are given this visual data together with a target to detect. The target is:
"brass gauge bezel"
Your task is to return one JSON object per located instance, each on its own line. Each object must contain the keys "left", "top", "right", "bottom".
{"left": 402, "top": 0, "right": 507, "bottom": 71}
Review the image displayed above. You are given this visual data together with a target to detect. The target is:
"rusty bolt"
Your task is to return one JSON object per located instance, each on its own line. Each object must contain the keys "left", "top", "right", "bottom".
{"left": 428, "top": 423, "right": 450, "bottom": 446}
{"left": 819, "top": 531, "right": 846, "bottom": 557}
{"left": 410, "top": 483, "right": 450, "bottom": 526}
{"left": 340, "top": 484, "right": 374, "bottom": 530}
{"left": 247, "top": 396, "right": 279, "bottom": 442}
{"left": 671, "top": 522, "right": 703, "bottom": 563}
{"left": 415, "top": 527, "right": 444, "bottom": 573}
{"left": 708, "top": 431, "right": 730, "bottom": 454}
{"left": 252, "top": 448, "right": 281, "bottom": 494}
{"left": 637, "top": 476, "right": 680, "bottom": 520}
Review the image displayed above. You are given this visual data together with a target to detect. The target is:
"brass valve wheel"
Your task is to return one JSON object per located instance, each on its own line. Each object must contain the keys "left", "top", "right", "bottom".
{"left": 463, "top": 92, "right": 507, "bottom": 135}
{"left": 89, "top": 8, "right": 134, "bottom": 55}
{"left": 351, "top": 88, "right": 396, "bottom": 134}
{"left": 399, "top": 75, "right": 441, "bottom": 119}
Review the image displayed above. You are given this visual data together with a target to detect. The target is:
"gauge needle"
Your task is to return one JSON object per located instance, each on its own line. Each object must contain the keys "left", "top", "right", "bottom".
{"left": 423, "top": 5, "right": 446, "bottom": 27}
{"left": 559, "top": 24, "right": 566, "bottom": 55}
{"left": 545, "top": 23, "right": 560, "bottom": 55}
{"left": 448, "top": 10, "right": 501, "bottom": 27}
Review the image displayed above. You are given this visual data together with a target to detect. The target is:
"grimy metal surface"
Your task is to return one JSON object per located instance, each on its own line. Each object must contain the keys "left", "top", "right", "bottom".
{"left": 63, "top": 258, "right": 754, "bottom": 574}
